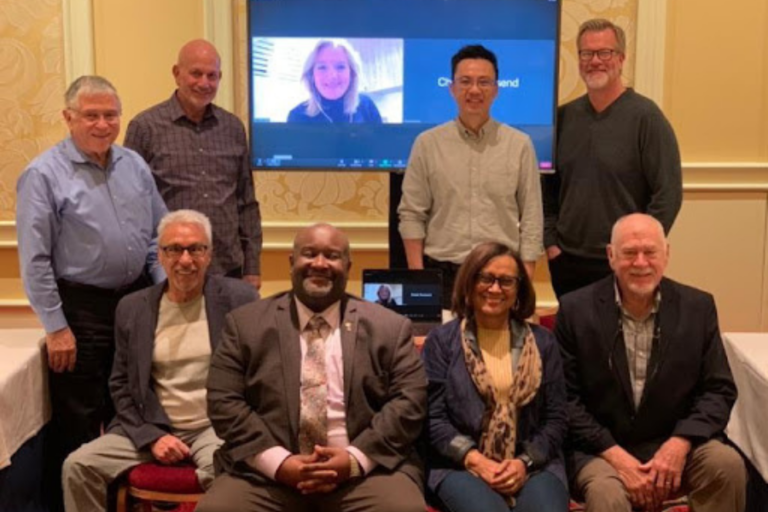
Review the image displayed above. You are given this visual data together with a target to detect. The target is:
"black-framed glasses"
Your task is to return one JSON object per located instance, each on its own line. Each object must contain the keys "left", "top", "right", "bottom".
{"left": 454, "top": 77, "right": 497, "bottom": 90}
{"left": 476, "top": 272, "right": 520, "bottom": 290}
{"left": 161, "top": 244, "right": 209, "bottom": 258}
{"left": 578, "top": 49, "right": 620, "bottom": 61}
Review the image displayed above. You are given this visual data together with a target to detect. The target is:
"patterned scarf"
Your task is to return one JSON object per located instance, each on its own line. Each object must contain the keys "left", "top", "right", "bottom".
{"left": 461, "top": 318, "right": 543, "bottom": 462}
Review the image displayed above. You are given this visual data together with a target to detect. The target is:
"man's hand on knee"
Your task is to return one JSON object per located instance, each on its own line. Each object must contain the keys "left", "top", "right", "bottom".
{"left": 640, "top": 436, "right": 691, "bottom": 501}
{"left": 601, "top": 445, "right": 658, "bottom": 510}
{"left": 151, "top": 434, "right": 191, "bottom": 464}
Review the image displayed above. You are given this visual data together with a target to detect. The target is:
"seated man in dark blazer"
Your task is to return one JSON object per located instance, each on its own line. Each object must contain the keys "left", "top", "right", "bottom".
{"left": 197, "top": 223, "right": 427, "bottom": 512}
{"left": 555, "top": 213, "right": 746, "bottom": 512}
{"left": 61, "top": 210, "right": 258, "bottom": 512}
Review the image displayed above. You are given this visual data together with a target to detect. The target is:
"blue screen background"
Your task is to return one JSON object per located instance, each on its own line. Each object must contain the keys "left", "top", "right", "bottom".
{"left": 249, "top": 0, "right": 561, "bottom": 170}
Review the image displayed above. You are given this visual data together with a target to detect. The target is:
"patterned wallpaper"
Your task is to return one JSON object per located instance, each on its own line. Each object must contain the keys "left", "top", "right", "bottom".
{"left": 0, "top": 0, "right": 65, "bottom": 221}
{"left": 0, "top": 0, "right": 636, "bottom": 221}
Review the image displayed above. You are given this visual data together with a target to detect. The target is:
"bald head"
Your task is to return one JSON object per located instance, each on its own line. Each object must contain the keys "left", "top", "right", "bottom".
{"left": 177, "top": 39, "right": 220, "bottom": 68}
{"left": 610, "top": 213, "right": 666, "bottom": 247}
{"left": 293, "top": 223, "right": 350, "bottom": 258}
{"left": 290, "top": 223, "right": 352, "bottom": 312}
{"left": 173, "top": 39, "right": 222, "bottom": 122}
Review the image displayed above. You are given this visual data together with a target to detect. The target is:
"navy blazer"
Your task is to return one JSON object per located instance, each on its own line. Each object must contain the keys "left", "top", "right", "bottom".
{"left": 556, "top": 276, "right": 737, "bottom": 475}
{"left": 421, "top": 319, "right": 568, "bottom": 492}
{"left": 107, "top": 275, "right": 258, "bottom": 449}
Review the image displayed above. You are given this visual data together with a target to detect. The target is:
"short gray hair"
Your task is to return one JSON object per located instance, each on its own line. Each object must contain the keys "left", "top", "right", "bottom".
{"left": 158, "top": 209, "right": 213, "bottom": 247}
{"left": 64, "top": 75, "right": 120, "bottom": 110}
{"left": 578, "top": 18, "right": 626, "bottom": 55}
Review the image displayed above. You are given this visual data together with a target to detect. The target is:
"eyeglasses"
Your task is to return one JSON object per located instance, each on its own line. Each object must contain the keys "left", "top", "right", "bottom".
{"left": 476, "top": 272, "right": 520, "bottom": 290}
{"left": 454, "top": 77, "right": 497, "bottom": 90}
{"left": 70, "top": 109, "right": 121, "bottom": 124}
{"left": 161, "top": 244, "right": 209, "bottom": 259}
{"left": 578, "top": 49, "right": 620, "bottom": 61}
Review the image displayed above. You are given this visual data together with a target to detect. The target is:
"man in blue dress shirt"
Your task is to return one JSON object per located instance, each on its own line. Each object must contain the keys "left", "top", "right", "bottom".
{"left": 16, "top": 75, "right": 167, "bottom": 512}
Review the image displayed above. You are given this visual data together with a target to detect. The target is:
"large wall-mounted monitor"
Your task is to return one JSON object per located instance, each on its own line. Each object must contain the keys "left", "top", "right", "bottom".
{"left": 248, "top": 0, "right": 561, "bottom": 171}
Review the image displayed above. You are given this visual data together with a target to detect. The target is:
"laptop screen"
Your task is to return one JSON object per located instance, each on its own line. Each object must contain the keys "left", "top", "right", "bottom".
{"left": 361, "top": 269, "right": 443, "bottom": 323}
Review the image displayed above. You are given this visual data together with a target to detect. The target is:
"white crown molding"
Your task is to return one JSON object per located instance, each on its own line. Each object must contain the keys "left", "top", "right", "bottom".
{"left": 634, "top": 0, "right": 668, "bottom": 106}
{"left": 62, "top": 0, "right": 95, "bottom": 83}
{"left": 202, "top": 0, "right": 235, "bottom": 112}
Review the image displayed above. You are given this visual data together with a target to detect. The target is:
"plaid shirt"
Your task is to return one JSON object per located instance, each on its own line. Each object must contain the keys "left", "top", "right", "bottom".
{"left": 125, "top": 93, "right": 262, "bottom": 275}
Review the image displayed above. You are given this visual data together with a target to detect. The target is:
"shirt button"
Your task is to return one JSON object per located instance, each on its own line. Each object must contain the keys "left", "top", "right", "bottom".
{"left": 199, "top": 148, "right": 204, "bottom": 153}
{"left": 128, "top": 247, "right": 133, "bottom": 251}
{"left": 203, "top": 193, "right": 209, "bottom": 198}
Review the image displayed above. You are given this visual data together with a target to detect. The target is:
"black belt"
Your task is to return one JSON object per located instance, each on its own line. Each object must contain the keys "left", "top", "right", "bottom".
{"left": 57, "top": 275, "right": 148, "bottom": 297}
{"left": 423, "top": 255, "right": 460, "bottom": 273}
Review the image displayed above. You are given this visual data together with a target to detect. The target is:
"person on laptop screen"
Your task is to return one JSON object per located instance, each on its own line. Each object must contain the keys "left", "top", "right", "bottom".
{"left": 287, "top": 39, "right": 383, "bottom": 124}
{"left": 421, "top": 241, "right": 569, "bottom": 512}
{"left": 375, "top": 285, "right": 398, "bottom": 308}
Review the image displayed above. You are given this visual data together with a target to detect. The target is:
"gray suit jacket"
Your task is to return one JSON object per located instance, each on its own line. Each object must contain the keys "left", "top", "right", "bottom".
{"left": 207, "top": 292, "right": 427, "bottom": 487}
{"left": 108, "top": 275, "right": 258, "bottom": 449}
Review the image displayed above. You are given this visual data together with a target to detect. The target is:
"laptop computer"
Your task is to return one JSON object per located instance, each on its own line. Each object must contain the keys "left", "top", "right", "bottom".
{"left": 361, "top": 269, "right": 444, "bottom": 336}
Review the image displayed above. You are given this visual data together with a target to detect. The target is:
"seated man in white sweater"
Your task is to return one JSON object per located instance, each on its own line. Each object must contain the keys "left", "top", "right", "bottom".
{"left": 62, "top": 210, "right": 257, "bottom": 512}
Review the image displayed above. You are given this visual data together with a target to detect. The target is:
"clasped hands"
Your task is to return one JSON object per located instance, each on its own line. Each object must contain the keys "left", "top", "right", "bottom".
{"left": 602, "top": 437, "right": 691, "bottom": 512}
{"left": 276, "top": 446, "right": 354, "bottom": 494}
{"left": 464, "top": 449, "right": 527, "bottom": 497}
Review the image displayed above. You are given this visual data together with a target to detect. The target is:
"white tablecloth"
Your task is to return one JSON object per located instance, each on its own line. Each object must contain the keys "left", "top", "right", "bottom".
{"left": 0, "top": 330, "right": 49, "bottom": 469}
{"left": 724, "top": 332, "right": 768, "bottom": 482}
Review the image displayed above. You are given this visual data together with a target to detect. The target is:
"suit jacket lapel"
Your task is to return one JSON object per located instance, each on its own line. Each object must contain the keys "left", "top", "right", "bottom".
{"left": 137, "top": 282, "right": 165, "bottom": 401}
{"left": 203, "top": 278, "right": 226, "bottom": 349}
{"left": 641, "top": 278, "right": 675, "bottom": 398}
{"left": 340, "top": 296, "right": 358, "bottom": 402}
{"left": 277, "top": 294, "right": 302, "bottom": 442}
{"left": 596, "top": 279, "right": 635, "bottom": 408}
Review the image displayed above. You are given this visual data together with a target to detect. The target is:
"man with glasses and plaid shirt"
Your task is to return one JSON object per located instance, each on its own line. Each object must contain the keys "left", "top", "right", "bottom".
{"left": 543, "top": 19, "right": 683, "bottom": 300}
{"left": 398, "top": 45, "right": 543, "bottom": 309}
{"left": 62, "top": 210, "right": 257, "bottom": 512}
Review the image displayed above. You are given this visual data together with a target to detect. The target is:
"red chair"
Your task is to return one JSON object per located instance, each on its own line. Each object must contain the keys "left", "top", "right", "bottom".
{"left": 115, "top": 461, "right": 204, "bottom": 512}
{"left": 537, "top": 313, "right": 557, "bottom": 331}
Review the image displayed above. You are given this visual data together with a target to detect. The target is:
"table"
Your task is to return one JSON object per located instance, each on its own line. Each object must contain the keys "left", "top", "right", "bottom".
{"left": 723, "top": 332, "right": 768, "bottom": 482}
{"left": 0, "top": 330, "right": 49, "bottom": 469}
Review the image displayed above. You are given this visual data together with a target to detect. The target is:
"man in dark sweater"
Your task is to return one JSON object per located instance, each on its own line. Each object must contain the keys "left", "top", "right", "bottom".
{"left": 543, "top": 19, "right": 682, "bottom": 299}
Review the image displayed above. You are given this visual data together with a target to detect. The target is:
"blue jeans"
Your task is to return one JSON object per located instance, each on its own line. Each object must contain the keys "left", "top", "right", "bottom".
{"left": 435, "top": 470, "right": 569, "bottom": 512}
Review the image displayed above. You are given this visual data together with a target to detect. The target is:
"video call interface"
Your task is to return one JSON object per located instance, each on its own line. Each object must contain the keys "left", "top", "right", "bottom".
{"left": 249, "top": 0, "right": 560, "bottom": 171}
{"left": 362, "top": 282, "right": 442, "bottom": 320}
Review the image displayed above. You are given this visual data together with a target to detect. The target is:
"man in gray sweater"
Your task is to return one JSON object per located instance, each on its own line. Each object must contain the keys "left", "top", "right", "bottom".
{"left": 543, "top": 19, "right": 682, "bottom": 299}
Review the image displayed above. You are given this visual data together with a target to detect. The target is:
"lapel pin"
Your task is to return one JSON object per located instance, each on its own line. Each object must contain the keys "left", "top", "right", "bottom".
{"left": 344, "top": 321, "right": 352, "bottom": 332}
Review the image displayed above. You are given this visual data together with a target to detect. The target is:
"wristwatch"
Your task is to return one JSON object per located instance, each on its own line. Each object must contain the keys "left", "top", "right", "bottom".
{"left": 348, "top": 454, "right": 362, "bottom": 479}
{"left": 517, "top": 453, "right": 534, "bottom": 471}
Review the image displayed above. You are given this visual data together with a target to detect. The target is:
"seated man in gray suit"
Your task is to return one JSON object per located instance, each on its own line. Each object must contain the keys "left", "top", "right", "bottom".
{"left": 197, "top": 223, "right": 427, "bottom": 512}
{"left": 556, "top": 213, "right": 746, "bottom": 512}
{"left": 62, "top": 209, "right": 258, "bottom": 511}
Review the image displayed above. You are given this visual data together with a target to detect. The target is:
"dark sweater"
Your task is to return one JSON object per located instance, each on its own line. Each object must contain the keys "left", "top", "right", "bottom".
{"left": 543, "top": 89, "right": 682, "bottom": 259}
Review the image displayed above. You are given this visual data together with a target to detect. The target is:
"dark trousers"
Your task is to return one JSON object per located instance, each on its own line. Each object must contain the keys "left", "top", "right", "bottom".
{"left": 548, "top": 250, "right": 613, "bottom": 300}
{"left": 424, "top": 256, "right": 460, "bottom": 310}
{"left": 43, "top": 276, "right": 150, "bottom": 512}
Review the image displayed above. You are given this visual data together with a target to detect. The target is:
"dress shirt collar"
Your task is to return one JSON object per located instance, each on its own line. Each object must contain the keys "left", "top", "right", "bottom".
{"left": 294, "top": 296, "right": 341, "bottom": 333}
{"left": 614, "top": 278, "right": 661, "bottom": 321}
{"left": 454, "top": 117, "right": 497, "bottom": 142}
{"left": 63, "top": 137, "right": 121, "bottom": 169}
{"left": 169, "top": 92, "right": 217, "bottom": 124}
